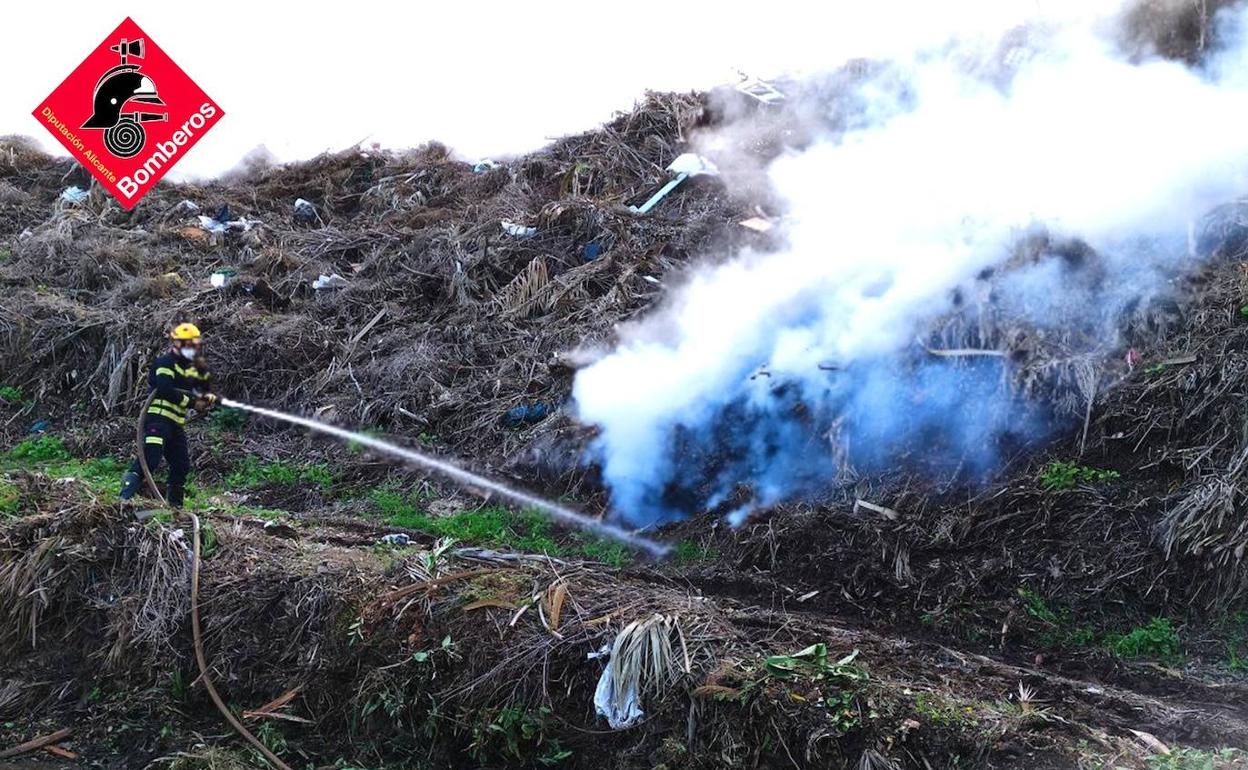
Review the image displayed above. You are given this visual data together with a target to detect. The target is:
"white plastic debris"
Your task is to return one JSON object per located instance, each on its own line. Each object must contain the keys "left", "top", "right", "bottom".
{"left": 473, "top": 159, "right": 500, "bottom": 173}
{"left": 313, "top": 273, "right": 349, "bottom": 290}
{"left": 197, "top": 215, "right": 227, "bottom": 235}
{"left": 593, "top": 661, "right": 644, "bottom": 729}
{"left": 735, "top": 74, "right": 786, "bottom": 105}
{"left": 60, "top": 186, "right": 89, "bottom": 204}
{"left": 500, "top": 220, "right": 537, "bottom": 238}
{"left": 629, "top": 153, "right": 719, "bottom": 215}
{"left": 210, "top": 272, "right": 230, "bottom": 288}
{"left": 197, "top": 214, "right": 258, "bottom": 235}
{"left": 380, "top": 533, "right": 411, "bottom": 546}
{"left": 665, "top": 153, "right": 718, "bottom": 177}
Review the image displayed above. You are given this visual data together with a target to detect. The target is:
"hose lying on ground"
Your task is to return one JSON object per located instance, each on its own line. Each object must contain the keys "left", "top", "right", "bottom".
{"left": 134, "top": 392, "right": 295, "bottom": 770}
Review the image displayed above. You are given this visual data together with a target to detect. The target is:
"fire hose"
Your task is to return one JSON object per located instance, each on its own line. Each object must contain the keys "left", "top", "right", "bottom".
{"left": 134, "top": 391, "right": 294, "bottom": 770}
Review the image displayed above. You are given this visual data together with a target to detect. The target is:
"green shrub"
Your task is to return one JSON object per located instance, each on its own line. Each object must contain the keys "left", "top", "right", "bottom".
{"left": 1107, "top": 617, "right": 1181, "bottom": 663}
{"left": 208, "top": 407, "right": 248, "bottom": 432}
{"left": 0, "top": 385, "right": 23, "bottom": 403}
{"left": 1147, "top": 747, "right": 1243, "bottom": 770}
{"left": 1039, "top": 460, "right": 1119, "bottom": 491}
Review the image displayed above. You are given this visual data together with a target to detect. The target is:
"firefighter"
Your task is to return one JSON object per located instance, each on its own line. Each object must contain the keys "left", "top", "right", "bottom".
{"left": 119, "top": 323, "right": 217, "bottom": 507}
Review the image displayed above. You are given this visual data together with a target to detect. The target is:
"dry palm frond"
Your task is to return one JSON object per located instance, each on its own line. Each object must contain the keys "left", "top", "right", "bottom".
{"left": 494, "top": 257, "right": 550, "bottom": 318}
{"left": 608, "top": 613, "right": 681, "bottom": 701}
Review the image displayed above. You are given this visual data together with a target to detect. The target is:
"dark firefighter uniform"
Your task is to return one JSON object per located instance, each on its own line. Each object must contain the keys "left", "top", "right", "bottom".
{"left": 120, "top": 330, "right": 215, "bottom": 507}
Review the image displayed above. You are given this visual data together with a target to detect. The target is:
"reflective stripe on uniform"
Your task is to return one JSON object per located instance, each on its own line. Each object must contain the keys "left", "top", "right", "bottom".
{"left": 174, "top": 363, "right": 209, "bottom": 382}
{"left": 155, "top": 367, "right": 176, "bottom": 377}
{"left": 151, "top": 398, "right": 187, "bottom": 414}
{"left": 145, "top": 435, "right": 165, "bottom": 445}
{"left": 147, "top": 407, "right": 186, "bottom": 424}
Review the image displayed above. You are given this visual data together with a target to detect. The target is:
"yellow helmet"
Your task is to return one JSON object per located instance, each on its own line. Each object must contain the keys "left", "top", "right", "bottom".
{"left": 170, "top": 323, "right": 202, "bottom": 341}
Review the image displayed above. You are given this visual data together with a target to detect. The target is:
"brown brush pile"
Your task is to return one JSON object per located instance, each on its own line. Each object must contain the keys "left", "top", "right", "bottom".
{"left": 3, "top": 477, "right": 1247, "bottom": 769}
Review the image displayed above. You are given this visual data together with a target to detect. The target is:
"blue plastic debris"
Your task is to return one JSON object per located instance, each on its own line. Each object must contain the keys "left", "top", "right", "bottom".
{"left": 473, "top": 159, "right": 500, "bottom": 173}
{"left": 28, "top": 419, "right": 50, "bottom": 434}
{"left": 503, "top": 403, "right": 550, "bottom": 428}
{"left": 583, "top": 242, "right": 602, "bottom": 261}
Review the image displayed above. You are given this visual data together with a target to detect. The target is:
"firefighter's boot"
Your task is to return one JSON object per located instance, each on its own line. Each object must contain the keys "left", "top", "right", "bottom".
{"left": 166, "top": 483, "right": 185, "bottom": 509}
{"left": 120, "top": 470, "right": 142, "bottom": 500}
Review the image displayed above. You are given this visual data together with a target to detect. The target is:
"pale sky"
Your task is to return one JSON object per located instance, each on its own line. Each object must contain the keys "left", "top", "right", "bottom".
{"left": 5, "top": 0, "right": 1108, "bottom": 179}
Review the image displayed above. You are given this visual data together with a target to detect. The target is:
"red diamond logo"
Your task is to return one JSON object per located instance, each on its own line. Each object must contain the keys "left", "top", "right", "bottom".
{"left": 32, "top": 18, "right": 224, "bottom": 209}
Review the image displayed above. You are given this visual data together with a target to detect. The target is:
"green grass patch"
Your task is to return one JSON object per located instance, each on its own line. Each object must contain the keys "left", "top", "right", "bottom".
{"left": 5, "top": 435, "right": 71, "bottom": 463}
{"left": 671, "top": 539, "right": 717, "bottom": 564}
{"left": 226, "top": 457, "right": 333, "bottom": 490}
{"left": 0, "top": 385, "right": 24, "bottom": 404}
{"left": 1107, "top": 617, "right": 1181, "bottom": 664}
{"left": 574, "top": 538, "right": 632, "bottom": 567}
{"left": 2, "top": 437, "right": 125, "bottom": 499}
{"left": 369, "top": 486, "right": 632, "bottom": 560}
{"left": 1038, "top": 460, "right": 1120, "bottom": 491}
{"left": 0, "top": 478, "right": 18, "bottom": 517}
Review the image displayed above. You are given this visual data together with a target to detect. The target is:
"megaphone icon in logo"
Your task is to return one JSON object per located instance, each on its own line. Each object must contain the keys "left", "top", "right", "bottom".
{"left": 81, "top": 38, "right": 168, "bottom": 159}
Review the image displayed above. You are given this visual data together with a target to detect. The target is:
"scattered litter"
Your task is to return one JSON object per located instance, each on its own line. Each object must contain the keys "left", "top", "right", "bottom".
{"left": 629, "top": 153, "right": 719, "bottom": 215}
{"left": 313, "top": 273, "right": 349, "bottom": 290}
{"left": 262, "top": 520, "right": 298, "bottom": 539}
{"left": 210, "top": 268, "right": 238, "bottom": 288}
{"left": 500, "top": 220, "right": 537, "bottom": 238}
{"left": 594, "top": 660, "right": 644, "bottom": 729}
{"left": 854, "top": 499, "right": 901, "bottom": 521}
{"left": 735, "top": 73, "right": 786, "bottom": 105}
{"left": 380, "top": 533, "right": 411, "bottom": 546}
{"left": 586, "top": 643, "right": 611, "bottom": 660}
{"left": 503, "top": 403, "right": 550, "bottom": 428}
{"left": 60, "top": 186, "right": 88, "bottom": 204}
{"left": 196, "top": 203, "right": 259, "bottom": 238}
{"left": 473, "top": 159, "right": 500, "bottom": 173}
{"left": 28, "top": 420, "right": 50, "bottom": 434}
{"left": 739, "top": 216, "right": 774, "bottom": 233}
{"left": 294, "top": 198, "right": 319, "bottom": 225}
{"left": 583, "top": 242, "right": 603, "bottom": 261}
{"left": 173, "top": 199, "right": 200, "bottom": 214}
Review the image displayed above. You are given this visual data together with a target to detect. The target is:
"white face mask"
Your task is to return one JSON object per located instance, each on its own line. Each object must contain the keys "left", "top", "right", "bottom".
{"left": 178, "top": 347, "right": 197, "bottom": 361}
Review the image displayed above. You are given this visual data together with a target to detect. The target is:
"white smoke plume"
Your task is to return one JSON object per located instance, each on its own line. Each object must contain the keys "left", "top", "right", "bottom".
{"left": 574, "top": 2, "right": 1248, "bottom": 527}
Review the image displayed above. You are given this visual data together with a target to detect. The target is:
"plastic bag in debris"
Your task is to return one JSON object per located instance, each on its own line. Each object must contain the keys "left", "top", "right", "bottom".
{"left": 593, "top": 658, "right": 644, "bottom": 729}
{"left": 503, "top": 403, "right": 549, "bottom": 427}
{"left": 473, "top": 159, "right": 500, "bottom": 173}
{"left": 60, "top": 186, "right": 88, "bottom": 204}
{"left": 379, "top": 533, "right": 411, "bottom": 546}
{"left": 312, "top": 273, "right": 349, "bottom": 290}
{"left": 500, "top": 220, "right": 537, "bottom": 238}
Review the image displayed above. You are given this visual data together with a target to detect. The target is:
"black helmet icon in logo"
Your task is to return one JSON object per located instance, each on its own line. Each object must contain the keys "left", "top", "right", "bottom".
{"left": 81, "top": 38, "right": 168, "bottom": 158}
